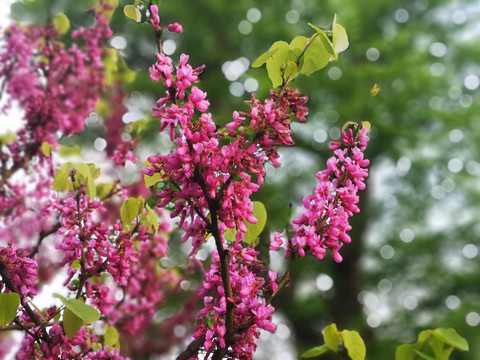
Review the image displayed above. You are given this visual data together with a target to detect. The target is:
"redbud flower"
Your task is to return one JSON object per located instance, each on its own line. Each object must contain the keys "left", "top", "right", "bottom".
{"left": 167, "top": 22, "right": 183, "bottom": 33}
{"left": 290, "top": 127, "right": 370, "bottom": 263}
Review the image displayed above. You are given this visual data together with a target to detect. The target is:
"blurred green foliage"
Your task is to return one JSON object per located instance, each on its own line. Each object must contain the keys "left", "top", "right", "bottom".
{"left": 8, "top": 0, "right": 480, "bottom": 358}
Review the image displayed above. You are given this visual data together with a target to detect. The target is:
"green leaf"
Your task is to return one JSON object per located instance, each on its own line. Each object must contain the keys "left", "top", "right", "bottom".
{"left": 252, "top": 47, "right": 279, "bottom": 68}
{"left": 28, "top": 300, "right": 47, "bottom": 323}
{"left": 105, "top": 325, "right": 119, "bottom": 347}
{"left": 144, "top": 171, "right": 163, "bottom": 187}
{"left": 324, "top": 323, "right": 340, "bottom": 351}
{"left": 332, "top": 14, "right": 349, "bottom": 55}
{"left": 396, "top": 344, "right": 415, "bottom": 360}
{"left": 96, "top": 183, "right": 114, "bottom": 200}
{"left": 41, "top": 141, "right": 53, "bottom": 157}
{"left": 301, "top": 32, "right": 334, "bottom": 76}
{"left": 53, "top": 169, "right": 70, "bottom": 192}
{"left": 342, "top": 330, "right": 366, "bottom": 360}
{"left": 243, "top": 201, "right": 267, "bottom": 245}
{"left": 53, "top": 13, "right": 70, "bottom": 34}
{"left": 63, "top": 307, "right": 84, "bottom": 339}
{"left": 123, "top": 4, "right": 141, "bottom": 22}
{"left": 0, "top": 131, "right": 16, "bottom": 144}
{"left": 361, "top": 121, "right": 371, "bottom": 132}
{"left": 426, "top": 335, "right": 453, "bottom": 360}
{"left": 58, "top": 145, "right": 81, "bottom": 157}
{"left": 121, "top": 198, "right": 141, "bottom": 227}
{"left": 289, "top": 36, "right": 308, "bottom": 53}
{"left": 224, "top": 228, "right": 236, "bottom": 241}
{"left": 53, "top": 294, "right": 100, "bottom": 324}
{"left": 264, "top": 41, "right": 290, "bottom": 87}
{"left": 74, "top": 163, "right": 97, "bottom": 199}
{"left": 301, "top": 345, "right": 330, "bottom": 358}
{"left": 285, "top": 61, "right": 299, "bottom": 80}
{"left": 433, "top": 328, "right": 469, "bottom": 351}
{"left": 412, "top": 349, "right": 436, "bottom": 360}
{"left": 0, "top": 293, "right": 20, "bottom": 327}
{"left": 146, "top": 204, "right": 159, "bottom": 233}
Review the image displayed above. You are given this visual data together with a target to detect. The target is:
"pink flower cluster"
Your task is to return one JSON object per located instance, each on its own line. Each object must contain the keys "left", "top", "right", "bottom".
{"left": 144, "top": 50, "right": 309, "bottom": 253}
{"left": 55, "top": 192, "right": 149, "bottom": 298}
{"left": 143, "top": 14, "right": 314, "bottom": 358}
{"left": 0, "top": 7, "right": 112, "bottom": 241}
{"left": 194, "top": 242, "right": 277, "bottom": 358}
{"left": 0, "top": 243, "right": 37, "bottom": 298}
{"left": 285, "top": 127, "right": 370, "bottom": 262}
{"left": 17, "top": 324, "right": 129, "bottom": 359}
{"left": 113, "top": 219, "right": 183, "bottom": 336}
{"left": 0, "top": 15, "right": 110, "bottom": 141}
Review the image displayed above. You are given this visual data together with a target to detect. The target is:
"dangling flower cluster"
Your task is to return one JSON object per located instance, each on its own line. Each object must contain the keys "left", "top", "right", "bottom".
{"left": 17, "top": 324, "right": 130, "bottom": 360}
{"left": 285, "top": 126, "right": 370, "bottom": 262}
{"left": 112, "top": 216, "right": 183, "bottom": 336}
{"left": 144, "top": 45, "right": 309, "bottom": 254}
{"left": 0, "top": 5, "right": 112, "bottom": 240}
{"left": 193, "top": 242, "right": 277, "bottom": 358}
{"left": 143, "top": 9, "right": 312, "bottom": 358}
{"left": 16, "top": 325, "right": 88, "bottom": 359}
{"left": 55, "top": 190, "right": 149, "bottom": 310}
{"left": 0, "top": 243, "right": 37, "bottom": 298}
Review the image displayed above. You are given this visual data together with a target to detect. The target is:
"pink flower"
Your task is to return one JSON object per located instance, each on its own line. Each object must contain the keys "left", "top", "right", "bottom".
{"left": 150, "top": 5, "right": 160, "bottom": 29}
{"left": 290, "top": 127, "right": 370, "bottom": 263}
{"left": 270, "top": 232, "right": 284, "bottom": 251}
{"left": 167, "top": 22, "right": 183, "bottom": 33}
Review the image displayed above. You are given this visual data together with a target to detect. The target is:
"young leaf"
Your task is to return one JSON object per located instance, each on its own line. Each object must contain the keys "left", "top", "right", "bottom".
{"left": 432, "top": 328, "right": 469, "bottom": 351}
{"left": 105, "top": 325, "right": 120, "bottom": 347}
{"left": 426, "top": 335, "right": 453, "bottom": 360}
{"left": 58, "top": 145, "right": 81, "bottom": 157}
{"left": 252, "top": 46, "right": 279, "bottom": 68}
{"left": 74, "top": 163, "right": 97, "bottom": 198}
{"left": 243, "top": 201, "right": 267, "bottom": 245}
{"left": 146, "top": 204, "right": 159, "bottom": 232}
{"left": 41, "top": 141, "right": 53, "bottom": 157}
{"left": 361, "top": 121, "right": 371, "bottom": 132}
{"left": 53, "top": 169, "right": 70, "bottom": 192}
{"left": 0, "top": 131, "right": 16, "bottom": 144}
{"left": 28, "top": 300, "right": 47, "bottom": 323}
{"left": 324, "top": 323, "right": 340, "bottom": 351}
{"left": 121, "top": 198, "right": 141, "bottom": 227}
{"left": 144, "top": 171, "right": 163, "bottom": 187}
{"left": 370, "top": 83, "right": 380, "bottom": 97}
{"left": 264, "top": 41, "right": 290, "bottom": 87}
{"left": 342, "top": 330, "right": 366, "bottom": 360}
{"left": 0, "top": 293, "right": 20, "bottom": 327}
{"left": 53, "top": 294, "right": 100, "bottom": 324}
{"left": 396, "top": 344, "right": 415, "bottom": 360}
{"left": 289, "top": 35, "right": 308, "bottom": 53}
{"left": 301, "top": 345, "right": 330, "bottom": 358}
{"left": 301, "top": 33, "right": 334, "bottom": 76}
{"left": 332, "top": 14, "right": 349, "bottom": 55}
{"left": 412, "top": 349, "right": 436, "bottom": 360}
{"left": 96, "top": 183, "right": 114, "bottom": 200}
{"left": 53, "top": 13, "right": 70, "bottom": 34}
{"left": 285, "top": 61, "right": 299, "bottom": 80}
{"left": 123, "top": 5, "right": 141, "bottom": 22}
{"left": 63, "top": 307, "right": 84, "bottom": 339}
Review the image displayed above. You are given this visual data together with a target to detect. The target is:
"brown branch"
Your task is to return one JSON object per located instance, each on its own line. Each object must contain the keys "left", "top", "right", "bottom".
{"left": 176, "top": 336, "right": 206, "bottom": 360}
{"left": 0, "top": 266, "right": 50, "bottom": 342}
{"left": 28, "top": 222, "right": 61, "bottom": 258}
{"left": 192, "top": 167, "right": 235, "bottom": 333}
{"left": 148, "top": 1, "right": 163, "bottom": 54}
{"left": 0, "top": 143, "right": 39, "bottom": 189}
